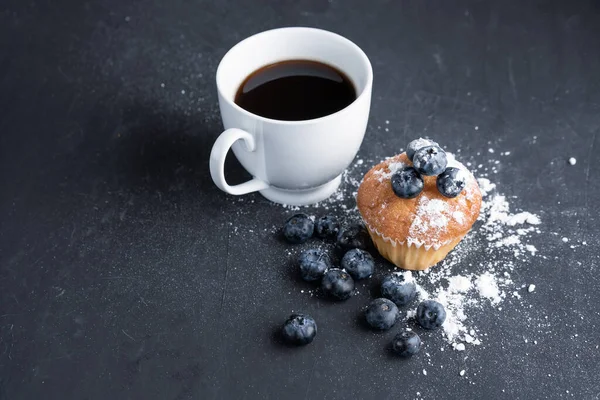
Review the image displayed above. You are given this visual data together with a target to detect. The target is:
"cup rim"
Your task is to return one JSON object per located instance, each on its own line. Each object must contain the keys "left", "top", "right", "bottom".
{"left": 216, "top": 26, "right": 373, "bottom": 126}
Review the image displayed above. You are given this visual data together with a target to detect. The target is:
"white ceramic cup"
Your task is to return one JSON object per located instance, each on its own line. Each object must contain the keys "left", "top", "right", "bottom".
{"left": 210, "top": 27, "right": 373, "bottom": 205}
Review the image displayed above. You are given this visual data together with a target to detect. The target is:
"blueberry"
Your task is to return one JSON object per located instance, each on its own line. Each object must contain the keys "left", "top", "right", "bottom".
{"left": 406, "top": 138, "right": 439, "bottom": 161}
{"left": 391, "top": 166, "right": 424, "bottom": 199}
{"left": 336, "top": 223, "right": 370, "bottom": 252}
{"left": 321, "top": 268, "right": 355, "bottom": 300}
{"left": 298, "top": 249, "right": 331, "bottom": 282}
{"left": 341, "top": 249, "right": 375, "bottom": 280}
{"left": 412, "top": 145, "right": 448, "bottom": 176}
{"left": 436, "top": 167, "right": 468, "bottom": 198}
{"left": 315, "top": 215, "right": 340, "bottom": 239}
{"left": 281, "top": 313, "right": 317, "bottom": 345}
{"left": 365, "top": 298, "right": 398, "bottom": 330}
{"left": 416, "top": 300, "right": 446, "bottom": 330}
{"left": 283, "top": 214, "right": 314, "bottom": 244}
{"left": 381, "top": 274, "right": 417, "bottom": 306}
{"left": 391, "top": 330, "right": 422, "bottom": 357}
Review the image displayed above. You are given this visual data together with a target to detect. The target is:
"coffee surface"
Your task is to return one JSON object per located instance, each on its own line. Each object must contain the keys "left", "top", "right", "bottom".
{"left": 235, "top": 59, "right": 356, "bottom": 121}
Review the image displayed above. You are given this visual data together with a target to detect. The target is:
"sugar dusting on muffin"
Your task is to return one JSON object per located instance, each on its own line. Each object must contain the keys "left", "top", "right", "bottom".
{"left": 372, "top": 160, "right": 406, "bottom": 182}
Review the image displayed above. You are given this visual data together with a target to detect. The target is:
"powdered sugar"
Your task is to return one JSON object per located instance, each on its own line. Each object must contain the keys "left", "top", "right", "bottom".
{"left": 408, "top": 197, "right": 450, "bottom": 245}
{"left": 504, "top": 212, "right": 541, "bottom": 226}
{"left": 410, "top": 137, "right": 437, "bottom": 151}
{"left": 452, "top": 211, "right": 465, "bottom": 224}
{"left": 454, "top": 343, "right": 466, "bottom": 351}
{"left": 477, "top": 178, "right": 496, "bottom": 195}
{"left": 393, "top": 270, "right": 415, "bottom": 284}
{"left": 453, "top": 166, "right": 470, "bottom": 186}
{"left": 525, "top": 244, "right": 538, "bottom": 255}
{"left": 374, "top": 161, "right": 405, "bottom": 182}
{"left": 475, "top": 273, "right": 502, "bottom": 304}
{"left": 448, "top": 275, "right": 471, "bottom": 292}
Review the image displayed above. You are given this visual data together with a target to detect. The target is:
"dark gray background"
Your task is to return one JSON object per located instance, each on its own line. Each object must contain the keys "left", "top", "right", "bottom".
{"left": 1, "top": 1, "right": 599, "bottom": 399}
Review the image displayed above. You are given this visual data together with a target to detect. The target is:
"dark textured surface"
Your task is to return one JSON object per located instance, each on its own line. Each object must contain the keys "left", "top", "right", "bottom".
{"left": 1, "top": 1, "right": 600, "bottom": 399}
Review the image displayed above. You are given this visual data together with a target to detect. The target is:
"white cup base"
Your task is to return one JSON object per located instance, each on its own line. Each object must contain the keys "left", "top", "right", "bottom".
{"left": 259, "top": 174, "right": 342, "bottom": 206}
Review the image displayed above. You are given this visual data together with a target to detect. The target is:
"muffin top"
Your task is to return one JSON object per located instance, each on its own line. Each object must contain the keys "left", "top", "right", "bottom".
{"left": 357, "top": 152, "right": 482, "bottom": 250}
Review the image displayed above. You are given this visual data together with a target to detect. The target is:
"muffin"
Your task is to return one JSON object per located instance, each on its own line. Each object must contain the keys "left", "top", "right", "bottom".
{"left": 357, "top": 143, "right": 481, "bottom": 271}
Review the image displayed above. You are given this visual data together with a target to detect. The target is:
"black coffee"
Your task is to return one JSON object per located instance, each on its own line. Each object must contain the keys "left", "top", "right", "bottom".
{"left": 235, "top": 59, "right": 356, "bottom": 121}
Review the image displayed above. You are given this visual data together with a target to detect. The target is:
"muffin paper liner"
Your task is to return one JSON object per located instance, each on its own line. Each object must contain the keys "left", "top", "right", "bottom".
{"left": 367, "top": 226, "right": 465, "bottom": 271}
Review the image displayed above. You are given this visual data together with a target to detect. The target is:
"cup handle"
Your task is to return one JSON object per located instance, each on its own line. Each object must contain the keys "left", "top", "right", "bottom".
{"left": 209, "top": 128, "right": 270, "bottom": 195}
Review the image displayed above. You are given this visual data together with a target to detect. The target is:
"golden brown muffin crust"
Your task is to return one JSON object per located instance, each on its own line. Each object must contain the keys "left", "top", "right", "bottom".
{"left": 357, "top": 153, "right": 482, "bottom": 249}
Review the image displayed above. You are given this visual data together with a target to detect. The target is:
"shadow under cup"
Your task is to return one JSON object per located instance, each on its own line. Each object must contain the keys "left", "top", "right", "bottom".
{"left": 214, "top": 27, "right": 373, "bottom": 205}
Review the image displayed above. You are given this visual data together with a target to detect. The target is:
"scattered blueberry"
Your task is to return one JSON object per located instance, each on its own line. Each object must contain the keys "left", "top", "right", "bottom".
{"left": 416, "top": 300, "right": 447, "bottom": 330}
{"left": 406, "top": 138, "right": 439, "bottom": 161}
{"left": 436, "top": 167, "right": 467, "bottom": 198}
{"left": 336, "top": 223, "right": 370, "bottom": 252}
{"left": 297, "top": 249, "right": 331, "bottom": 282}
{"left": 381, "top": 274, "right": 417, "bottom": 306}
{"left": 412, "top": 145, "right": 448, "bottom": 176}
{"left": 315, "top": 215, "right": 340, "bottom": 239}
{"left": 391, "top": 166, "right": 424, "bottom": 199}
{"left": 281, "top": 313, "right": 317, "bottom": 345}
{"left": 365, "top": 298, "right": 399, "bottom": 330}
{"left": 321, "top": 268, "right": 355, "bottom": 300}
{"left": 391, "top": 330, "right": 422, "bottom": 357}
{"left": 283, "top": 214, "right": 314, "bottom": 244}
{"left": 341, "top": 249, "right": 375, "bottom": 280}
